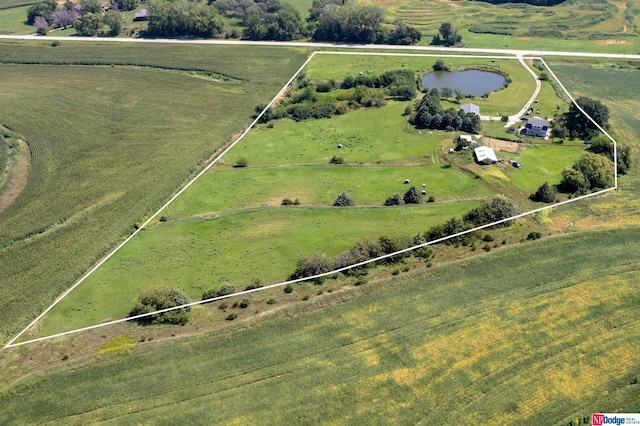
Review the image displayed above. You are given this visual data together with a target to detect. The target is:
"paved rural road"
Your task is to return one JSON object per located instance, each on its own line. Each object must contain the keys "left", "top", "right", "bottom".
{"left": 2, "top": 34, "right": 640, "bottom": 60}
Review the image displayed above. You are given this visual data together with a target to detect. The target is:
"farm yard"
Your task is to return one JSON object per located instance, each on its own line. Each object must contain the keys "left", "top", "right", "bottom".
{"left": 25, "top": 52, "right": 603, "bottom": 338}
{"left": 0, "top": 41, "right": 309, "bottom": 345}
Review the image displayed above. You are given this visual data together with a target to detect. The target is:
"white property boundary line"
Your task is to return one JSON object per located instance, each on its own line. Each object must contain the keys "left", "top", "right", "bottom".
{"left": 3, "top": 52, "right": 618, "bottom": 349}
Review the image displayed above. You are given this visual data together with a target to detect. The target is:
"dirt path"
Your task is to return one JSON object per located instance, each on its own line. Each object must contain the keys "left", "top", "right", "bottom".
{"left": 483, "top": 137, "right": 523, "bottom": 153}
{"left": 0, "top": 138, "right": 30, "bottom": 213}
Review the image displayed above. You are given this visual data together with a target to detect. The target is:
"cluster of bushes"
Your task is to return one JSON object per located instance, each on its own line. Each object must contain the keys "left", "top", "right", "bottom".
{"left": 289, "top": 196, "right": 517, "bottom": 281}
{"left": 410, "top": 89, "right": 482, "bottom": 133}
{"left": 384, "top": 186, "right": 425, "bottom": 206}
{"left": 147, "top": 0, "right": 224, "bottom": 38}
{"left": 129, "top": 287, "right": 192, "bottom": 326}
{"left": 257, "top": 69, "right": 417, "bottom": 124}
{"left": 27, "top": 0, "right": 125, "bottom": 36}
{"left": 281, "top": 197, "right": 301, "bottom": 205}
{"left": 310, "top": 2, "right": 421, "bottom": 45}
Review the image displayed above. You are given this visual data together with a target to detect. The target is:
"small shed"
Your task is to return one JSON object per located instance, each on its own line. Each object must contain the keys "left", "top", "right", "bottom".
{"left": 474, "top": 146, "right": 497, "bottom": 164}
{"left": 460, "top": 103, "right": 480, "bottom": 116}
{"left": 459, "top": 135, "right": 473, "bottom": 144}
{"left": 134, "top": 8, "right": 148, "bottom": 21}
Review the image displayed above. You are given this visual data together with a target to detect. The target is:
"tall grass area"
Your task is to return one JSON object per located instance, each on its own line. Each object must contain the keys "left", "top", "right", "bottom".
{"left": 0, "top": 42, "right": 308, "bottom": 345}
{"left": 2, "top": 230, "right": 639, "bottom": 424}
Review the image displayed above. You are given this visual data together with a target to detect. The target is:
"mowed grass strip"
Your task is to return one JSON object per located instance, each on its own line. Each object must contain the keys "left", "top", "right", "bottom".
{"left": 3, "top": 229, "right": 640, "bottom": 424}
{"left": 0, "top": 45, "right": 308, "bottom": 344}
{"left": 168, "top": 164, "right": 494, "bottom": 218}
{"left": 0, "top": 5, "right": 33, "bottom": 35}
{"left": 40, "top": 200, "right": 480, "bottom": 335}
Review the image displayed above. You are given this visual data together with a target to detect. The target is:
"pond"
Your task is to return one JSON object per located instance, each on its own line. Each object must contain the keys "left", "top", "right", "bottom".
{"left": 422, "top": 70, "right": 507, "bottom": 97}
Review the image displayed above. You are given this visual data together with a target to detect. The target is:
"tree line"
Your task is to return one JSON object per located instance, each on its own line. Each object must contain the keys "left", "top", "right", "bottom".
{"left": 27, "top": 0, "right": 130, "bottom": 36}
{"left": 289, "top": 196, "right": 516, "bottom": 282}
{"left": 256, "top": 69, "right": 418, "bottom": 123}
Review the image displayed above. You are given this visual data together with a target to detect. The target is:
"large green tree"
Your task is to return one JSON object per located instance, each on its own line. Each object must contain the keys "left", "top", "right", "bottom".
{"left": 103, "top": 10, "right": 122, "bottom": 36}
{"left": 73, "top": 13, "right": 102, "bottom": 36}
{"left": 556, "top": 96, "right": 610, "bottom": 139}
{"left": 433, "top": 22, "right": 462, "bottom": 46}
{"left": 26, "top": 0, "right": 56, "bottom": 25}
{"left": 572, "top": 152, "right": 615, "bottom": 191}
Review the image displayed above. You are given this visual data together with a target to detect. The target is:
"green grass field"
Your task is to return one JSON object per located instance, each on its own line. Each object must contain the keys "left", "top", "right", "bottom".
{"left": 0, "top": 42, "right": 308, "bottom": 345}
{"left": 500, "top": 144, "right": 586, "bottom": 191}
{"left": 0, "top": 5, "right": 32, "bottom": 35}
{"left": 167, "top": 163, "right": 494, "bottom": 218}
{"left": 32, "top": 53, "right": 585, "bottom": 337}
{"left": 40, "top": 201, "right": 481, "bottom": 335}
{"left": 2, "top": 229, "right": 639, "bottom": 424}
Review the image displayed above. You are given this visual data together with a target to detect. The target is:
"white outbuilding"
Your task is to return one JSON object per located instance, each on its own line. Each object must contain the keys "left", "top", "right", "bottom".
{"left": 474, "top": 146, "right": 498, "bottom": 163}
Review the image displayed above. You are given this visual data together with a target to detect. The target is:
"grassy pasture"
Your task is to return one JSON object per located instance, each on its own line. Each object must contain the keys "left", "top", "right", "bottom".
{"left": 0, "top": 42, "right": 308, "bottom": 345}
{"left": 40, "top": 201, "right": 480, "bottom": 335}
{"left": 3, "top": 229, "right": 640, "bottom": 424}
{"left": 0, "top": 0, "right": 39, "bottom": 9}
{"left": 499, "top": 144, "right": 586, "bottom": 192}
{"left": 35, "top": 54, "right": 554, "bottom": 336}
{"left": 231, "top": 103, "right": 443, "bottom": 165}
{"left": 167, "top": 164, "right": 494, "bottom": 217}
{"left": 0, "top": 5, "right": 32, "bottom": 35}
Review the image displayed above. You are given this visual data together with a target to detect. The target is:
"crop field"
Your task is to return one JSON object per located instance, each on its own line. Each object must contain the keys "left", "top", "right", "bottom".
{"left": 27, "top": 54, "right": 563, "bottom": 337}
{"left": 2, "top": 229, "right": 639, "bottom": 424}
{"left": 0, "top": 42, "right": 308, "bottom": 345}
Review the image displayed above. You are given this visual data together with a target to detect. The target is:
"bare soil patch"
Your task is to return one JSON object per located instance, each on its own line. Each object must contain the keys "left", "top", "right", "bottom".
{"left": 0, "top": 138, "right": 30, "bottom": 213}
{"left": 483, "top": 137, "right": 523, "bottom": 153}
